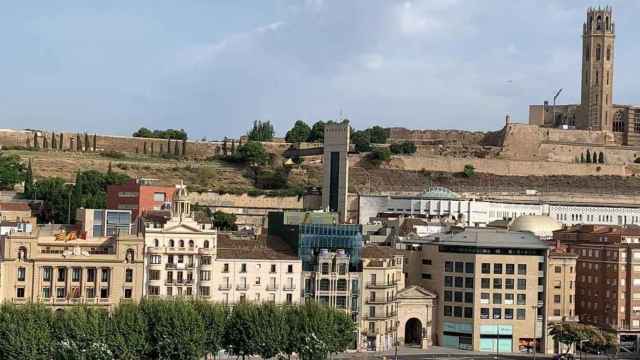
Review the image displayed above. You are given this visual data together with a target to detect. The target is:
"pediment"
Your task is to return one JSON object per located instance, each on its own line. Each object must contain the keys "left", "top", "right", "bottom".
{"left": 162, "top": 223, "right": 205, "bottom": 233}
{"left": 397, "top": 285, "right": 437, "bottom": 300}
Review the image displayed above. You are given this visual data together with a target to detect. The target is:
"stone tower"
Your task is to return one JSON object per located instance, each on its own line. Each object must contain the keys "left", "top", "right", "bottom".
{"left": 579, "top": 6, "right": 615, "bottom": 131}
{"left": 322, "top": 120, "right": 350, "bottom": 223}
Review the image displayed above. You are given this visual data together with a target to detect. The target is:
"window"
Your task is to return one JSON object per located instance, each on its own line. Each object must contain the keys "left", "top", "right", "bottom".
{"left": 506, "top": 264, "right": 514, "bottom": 275}
{"left": 288, "top": 264, "right": 294, "bottom": 273}
{"left": 517, "top": 308, "right": 526, "bottom": 320}
{"left": 42, "top": 287, "right": 51, "bottom": 299}
{"left": 505, "top": 278, "right": 514, "bottom": 290}
{"left": 464, "top": 307, "right": 473, "bottom": 318}
{"left": 455, "top": 262, "right": 464, "bottom": 273}
{"left": 481, "top": 278, "right": 490, "bottom": 289}
{"left": 465, "top": 277, "right": 474, "bottom": 289}
{"left": 518, "top": 264, "right": 527, "bottom": 275}
{"left": 493, "top": 278, "right": 502, "bottom": 289}
{"left": 445, "top": 261, "right": 453, "bottom": 272}
{"left": 480, "top": 293, "right": 490, "bottom": 304}
{"left": 453, "top": 306, "right": 463, "bottom": 318}
{"left": 286, "top": 293, "right": 293, "bottom": 305}
{"left": 422, "top": 273, "right": 432, "bottom": 280}
{"left": 42, "top": 267, "right": 52, "bottom": 282}
{"left": 17, "top": 267, "right": 26, "bottom": 281}
{"left": 480, "top": 308, "right": 489, "bottom": 319}
{"left": 493, "top": 308, "right": 501, "bottom": 319}
{"left": 124, "top": 288, "right": 133, "bottom": 299}
{"left": 422, "top": 259, "right": 432, "bottom": 265}
{"left": 150, "top": 255, "right": 161, "bottom": 264}
{"left": 554, "top": 295, "right": 561, "bottom": 304}
{"left": 87, "top": 268, "right": 96, "bottom": 282}
{"left": 596, "top": 45, "right": 601, "bottom": 61}
{"left": 57, "top": 268, "right": 66, "bottom": 282}
{"left": 56, "top": 287, "right": 66, "bottom": 299}
{"left": 454, "top": 277, "right": 463, "bottom": 288}
{"left": 517, "top": 279, "right": 527, "bottom": 290}
{"left": 465, "top": 262, "right": 474, "bottom": 274}
{"left": 464, "top": 292, "right": 473, "bottom": 303}
{"left": 454, "top": 291, "right": 463, "bottom": 302}
{"left": 555, "top": 266, "right": 562, "bottom": 273}
{"left": 240, "top": 264, "right": 247, "bottom": 273}
{"left": 321, "top": 263, "right": 329, "bottom": 274}
{"left": 72, "top": 268, "right": 81, "bottom": 282}
{"left": 188, "top": 240, "right": 194, "bottom": 248}
{"left": 505, "top": 293, "right": 514, "bottom": 305}
{"left": 153, "top": 192, "right": 166, "bottom": 202}
{"left": 169, "top": 240, "right": 175, "bottom": 247}
{"left": 517, "top": 294, "right": 526, "bottom": 305}
{"left": 319, "top": 279, "right": 330, "bottom": 291}
{"left": 444, "top": 276, "right": 453, "bottom": 287}
{"left": 493, "top": 293, "right": 502, "bottom": 305}
{"left": 101, "top": 269, "right": 110, "bottom": 283}
{"left": 125, "top": 269, "right": 133, "bottom": 283}
{"left": 494, "top": 264, "right": 502, "bottom": 274}
{"left": 179, "top": 240, "right": 184, "bottom": 248}
{"left": 505, "top": 308, "right": 514, "bottom": 320}
{"left": 16, "top": 288, "right": 25, "bottom": 298}
{"left": 149, "top": 270, "right": 160, "bottom": 281}
{"left": 481, "top": 263, "right": 490, "bottom": 274}
{"left": 444, "top": 306, "right": 452, "bottom": 317}
{"left": 200, "top": 271, "right": 211, "bottom": 281}
{"left": 337, "top": 279, "right": 347, "bottom": 291}
{"left": 444, "top": 291, "right": 453, "bottom": 302}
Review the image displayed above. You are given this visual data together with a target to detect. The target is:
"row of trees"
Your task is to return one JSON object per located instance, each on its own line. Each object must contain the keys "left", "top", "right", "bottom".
{"left": 0, "top": 300, "right": 354, "bottom": 360}
{"left": 132, "top": 128, "right": 188, "bottom": 141}
{"left": 578, "top": 150, "right": 605, "bottom": 164}
{"left": 549, "top": 322, "right": 618, "bottom": 356}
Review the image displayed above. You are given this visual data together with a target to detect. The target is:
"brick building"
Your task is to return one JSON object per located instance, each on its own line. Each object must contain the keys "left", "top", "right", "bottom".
{"left": 106, "top": 178, "right": 175, "bottom": 220}
{"left": 554, "top": 225, "right": 640, "bottom": 352}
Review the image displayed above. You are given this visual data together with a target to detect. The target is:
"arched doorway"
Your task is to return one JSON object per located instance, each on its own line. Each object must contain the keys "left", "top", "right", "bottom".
{"left": 404, "top": 318, "right": 422, "bottom": 345}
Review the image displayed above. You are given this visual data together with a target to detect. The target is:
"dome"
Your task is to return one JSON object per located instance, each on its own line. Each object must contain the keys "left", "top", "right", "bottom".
{"left": 510, "top": 215, "right": 562, "bottom": 239}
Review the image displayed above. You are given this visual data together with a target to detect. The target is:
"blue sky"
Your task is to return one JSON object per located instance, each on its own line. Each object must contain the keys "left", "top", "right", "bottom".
{"left": 1, "top": 0, "right": 639, "bottom": 139}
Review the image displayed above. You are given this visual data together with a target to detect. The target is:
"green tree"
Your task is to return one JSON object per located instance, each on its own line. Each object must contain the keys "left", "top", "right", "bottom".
{"left": 549, "top": 322, "right": 590, "bottom": 357}
{"left": 24, "top": 158, "right": 34, "bottom": 197}
{"left": 369, "top": 147, "right": 392, "bottom": 167}
{"left": 223, "top": 303, "right": 260, "bottom": 359}
{"left": 141, "top": 299, "right": 205, "bottom": 360}
{"left": 247, "top": 120, "right": 275, "bottom": 141}
{"left": 31, "top": 177, "right": 71, "bottom": 223}
{"left": 328, "top": 308, "right": 356, "bottom": 355}
{"left": 598, "top": 151, "right": 605, "bottom": 164}
{"left": 351, "top": 130, "right": 372, "bottom": 153}
{"left": 463, "top": 164, "right": 475, "bottom": 177}
{"left": 286, "top": 120, "right": 311, "bottom": 143}
{"left": 213, "top": 211, "right": 237, "bottom": 231}
{"left": 52, "top": 306, "right": 111, "bottom": 360}
{"left": 235, "top": 142, "right": 270, "bottom": 166}
{"left": 51, "top": 132, "right": 57, "bottom": 149}
{"left": 0, "top": 304, "right": 53, "bottom": 360}
{"left": 0, "top": 154, "right": 26, "bottom": 190}
{"left": 256, "top": 170, "right": 288, "bottom": 190}
{"left": 253, "top": 304, "right": 287, "bottom": 359}
{"left": 307, "top": 121, "right": 328, "bottom": 142}
{"left": 389, "top": 141, "right": 417, "bottom": 155}
{"left": 192, "top": 301, "right": 228, "bottom": 359}
{"left": 107, "top": 303, "right": 150, "bottom": 360}
{"left": 368, "top": 125, "right": 388, "bottom": 144}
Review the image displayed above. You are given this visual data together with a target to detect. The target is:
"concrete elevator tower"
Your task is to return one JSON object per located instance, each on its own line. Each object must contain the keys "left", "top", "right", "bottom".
{"left": 322, "top": 120, "right": 350, "bottom": 223}
{"left": 580, "top": 6, "right": 615, "bottom": 131}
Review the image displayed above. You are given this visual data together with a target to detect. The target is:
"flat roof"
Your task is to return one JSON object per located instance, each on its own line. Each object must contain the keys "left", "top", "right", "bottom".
{"left": 429, "top": 228, "right": 549, "bottom": 250}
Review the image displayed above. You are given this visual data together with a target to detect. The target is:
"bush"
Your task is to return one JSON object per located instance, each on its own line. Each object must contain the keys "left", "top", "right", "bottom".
{"left": 100, "top": 150, "right": 126, "bottom": 159}
{"left": 462, "top": 164, "right": 475, "bottom": 177}
{"left": 389, "top": 141, "right": 417, "bottom": 155}
{"left": 256, "top": 170, "right": 288, "bottom": 190}
{"left": 133, "top": 127, "right": 187, "bottom": 140}
{"left": 247, "top": 120, "right": 274, "bottom": 142}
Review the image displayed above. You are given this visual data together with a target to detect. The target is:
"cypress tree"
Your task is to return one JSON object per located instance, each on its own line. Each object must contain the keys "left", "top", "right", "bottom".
{"left": 586, "top": 150, "right": 591, "bottom": 163}
{"left": 143, "top": 142, "right": 147, "bottom": 154}
{"left": 42, "top": 135, "right": 48, "bottom": 149}
{"left": 222, "top": 138, "right": 228, "bottom": 155}
{"left": 182, "top": 139, "right": 186, "bottom": 156}
{"left": 24, "top": 158, "right": 34, "bottom": 197}
{"left": 174, "top": 140, "right": 180, "bottom": 156}
{"left": 76, "top": 134, "right": 82, "bottom": 151}
{"left": 150, "top": 142, "right": 155, "bottom": 154}
{"left": 33, "top": 132, "right": 39, "bottom": 149}
{"left": 231, "top": 139, "right": 236, "bottom": 154}
{"left": 51, "top": 132, "right": 57, "bottom": 149}
{"left": 59, "top": 133, "right": 64, "bottom": 150}
{"left": 92, "top": 134, "right": 97, "bottom": 151}
{"left": 84, "top": 133, "right": 90, "bottom": 152}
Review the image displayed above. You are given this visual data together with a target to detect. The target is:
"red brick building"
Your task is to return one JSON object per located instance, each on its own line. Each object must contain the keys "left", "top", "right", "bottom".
{"left": 554, "top": 225, "right": 640, "bottom": 352}
{"left": 106, "top": 178, "right": 176, "bottom": 220}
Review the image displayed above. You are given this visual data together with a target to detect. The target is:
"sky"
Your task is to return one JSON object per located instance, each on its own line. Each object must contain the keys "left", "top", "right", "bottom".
{"left": 1, "top": 0, "right": 639, "bottom": 139}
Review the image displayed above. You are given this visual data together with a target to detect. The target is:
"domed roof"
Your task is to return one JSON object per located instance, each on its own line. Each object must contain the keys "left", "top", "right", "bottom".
{"left": 510, "top": 215, "right": 562, "bottom": 238}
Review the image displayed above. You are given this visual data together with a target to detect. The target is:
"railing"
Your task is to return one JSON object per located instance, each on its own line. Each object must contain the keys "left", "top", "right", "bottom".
{"left": 236, "top": 284, "right": 249, "bottom": 291}
{"left": 283, "top": 285, "right": 296, "bottom": 291}
{"left": 362, "top": 312, "right": 397, "bottom": 320}
{"left": 165, "top": 279, "right": 174, "bottom": 285}
{"left": 219, "top": 284, "right": 231, "bottom": 290}
{"left": 166, "top": 263, "right": 177, "bottom": 270}
{"left": 366, "top": 281, "right": 397, "bottom": 289}
{"left": 365, "top": 297, "right": 388, "bottom": 304}
{"left": 266, "top": 284, "right": 278, "bottom": 291}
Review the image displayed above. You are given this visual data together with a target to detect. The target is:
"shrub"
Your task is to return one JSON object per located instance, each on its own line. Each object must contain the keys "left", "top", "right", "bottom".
{"left": 389, "top": 141, "right": 417, "bottom": 155}
{"left": 100, "top": 150, "right": 126, "bottom": 159}
{"left": 462, "top": 164, "right": 475, "bottom": 177}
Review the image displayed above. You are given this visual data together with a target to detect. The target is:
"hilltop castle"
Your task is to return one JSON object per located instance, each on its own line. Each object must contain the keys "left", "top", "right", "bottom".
{"left": 529, "top": 6, "right": 640, "bottom": 145}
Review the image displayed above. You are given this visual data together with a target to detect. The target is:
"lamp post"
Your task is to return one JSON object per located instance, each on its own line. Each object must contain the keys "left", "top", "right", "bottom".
{"left": 552, "top": 88, "right": 563, "bottom": 127}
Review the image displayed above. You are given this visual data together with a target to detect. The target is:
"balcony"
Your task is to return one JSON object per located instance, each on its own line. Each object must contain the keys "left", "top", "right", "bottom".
{"left": 236, "top": 284, "right": 249, "bottom": 291}
{"left": 198, "top": 248, "right": 214, "bottom": 255}
{"left": 266, "top": 284, "right": 278, "bottom": 291}
{"left": 283, "top": 284, "right": 296, "bottom": 291}
{"left": 362, "top": 329, "right": 379, "bottom": 336}
{"left": 366, "top": 281, "right": 397, "bottom": 289}
{"left": 166, "top": 263, "right": 177, "bottom": 270}
{"left": 219, "top": 284, "right": 231, "bottom": 291}
{"left": 165, "top": 279, "right": 175, "bottom": 286}
{"left": 362, "top": 312, "right": 397, "bottom": 320}
{"left": 366, "top": 297, "right": 389, "bottom": 305}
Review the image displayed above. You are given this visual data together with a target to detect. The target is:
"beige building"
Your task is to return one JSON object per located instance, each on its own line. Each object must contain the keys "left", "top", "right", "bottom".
{"left": 404, "top": 228, "right": 558, "bottom": 353}
{"left": 0, "top": 219, "right": 145, "bottom": 309}
{"left": 322, "top": 120, "right": 350, "bottom": 222}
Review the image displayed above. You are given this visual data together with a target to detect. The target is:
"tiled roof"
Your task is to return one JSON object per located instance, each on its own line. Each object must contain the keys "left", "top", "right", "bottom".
{"left": 217, "top": 235, "right": 298, "bottom": 260}
{"left": 0, "top": 202, "right": 30, "bottom": 212}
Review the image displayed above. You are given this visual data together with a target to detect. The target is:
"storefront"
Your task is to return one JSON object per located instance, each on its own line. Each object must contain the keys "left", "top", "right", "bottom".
{"left": 479, "top": 325, "right": 513, "bottom": 353}
{"left": 442, "top": 322, "right": 473, "bottom": 351}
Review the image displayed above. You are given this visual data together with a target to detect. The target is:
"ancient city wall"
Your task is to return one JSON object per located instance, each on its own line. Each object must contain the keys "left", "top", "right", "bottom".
{"left": 386, "top": 127, "right": 503, "bottom": 146}
{"left": 187, "top": 192, "right": 303, "bottom": 209}
{"left": 380, "top": 155, "right": 627, "bottom": 177}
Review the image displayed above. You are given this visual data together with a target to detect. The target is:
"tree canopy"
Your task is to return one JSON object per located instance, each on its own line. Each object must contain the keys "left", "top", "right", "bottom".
{"left": 549, "top": 322, "right": 618, "bottom": 356}
{"left": 213, "top": 211, "right": 238, "bottom": 231}
{"left": 132, "top": 127, "right": 188, "bottom": 140}
{"left": 0, "top": 153, "right": 26, "bottom": 190}
{"left": 234, "top": 141, "right": 270, "bottom": 166}
{"left": 285, "top": 121, "right": 312, "bottom": 143}
{"left": 247, "top": 120, "right": 275, "bottom": 142}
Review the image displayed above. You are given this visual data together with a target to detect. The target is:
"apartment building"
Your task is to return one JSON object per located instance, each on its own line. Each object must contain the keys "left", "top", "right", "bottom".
{"left": 212, "top": 235, "right": 302, "bottom": 304}
{"left": 0, "top": 218, "right": 144, "bottom": 309}
{"left": 555, "top": 225, "right": 640, "bottom": 352}
{"left": 545, "top": 248, "right": 578, "bottom": 354}
{"left": 142, "top": 184, "right": 217, "bottom": 298}
{"left": 405, "top": 228, "right": 551, "bottom": 353}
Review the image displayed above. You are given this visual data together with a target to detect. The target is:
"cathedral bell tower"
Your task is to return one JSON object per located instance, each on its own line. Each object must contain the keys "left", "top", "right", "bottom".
{"left": 580, "top": 6, "right": 615, "bottom": 131}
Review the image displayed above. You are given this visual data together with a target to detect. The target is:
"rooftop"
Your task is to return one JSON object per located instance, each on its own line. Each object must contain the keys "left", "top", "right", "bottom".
{"left": 0, "top": 202, "right": 30, "bottom": 212}
{"left": 217, "top": 234, "right": 298, "bottom": 260}
{"left": 430, "top": 228, "right": 549, "bottom": 250}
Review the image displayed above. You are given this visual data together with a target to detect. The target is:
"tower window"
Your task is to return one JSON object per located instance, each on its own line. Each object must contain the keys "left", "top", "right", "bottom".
{"left": 585, "top": 46, "right": 590, "bottom": 61}
{"left": 613, "top": 111, "right": 626, "bottom": 133}
{"left": 596, "top": 45, "right": 601, "bottom": 61}
{"left": 607, "top": 71, "right": 610, "bottom": 85}
{"left": 595, "top": 71, "right": 599, "bottom": 85}
{"left": 606, "top": 46, "right": 611, "bottom": 61}
{"left": 606, "top": 17, "right": 610, "bottom": 31}
{"left": 596, "top": 15, "right": 602, "bottom": 31}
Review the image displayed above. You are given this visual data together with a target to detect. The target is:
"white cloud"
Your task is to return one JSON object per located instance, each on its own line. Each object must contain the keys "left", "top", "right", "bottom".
{"left": 360, "top": 53, "right": 384, "bottom": 70}
{"left": 396, "top": 1, "right": 443, "bottom": 35}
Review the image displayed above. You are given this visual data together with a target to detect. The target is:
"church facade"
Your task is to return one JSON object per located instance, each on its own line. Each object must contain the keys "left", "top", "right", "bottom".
{"left": 529, "top": 6, "right": 640, "bottom": 146}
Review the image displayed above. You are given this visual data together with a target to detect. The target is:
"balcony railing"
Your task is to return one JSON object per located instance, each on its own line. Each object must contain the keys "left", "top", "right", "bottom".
{"left": 236, "top": 284, "right": 249, "bottom": 291}
{"left": 219, "top": 284, "right": 231, "bottom": 291}
{"left": 266, "top": 284, "right": 278, "bottom": 291}
{"left": 362, "top": 311, "right": 397, "bottom": 320}
{"left": 283, "top": 285, "right": 296, "bottom": 291}
{"left": 366, "top": 281, "right": 397, "bottom": 289}
{"left": 365, "top": 297, "right": 389, "bottom": 304}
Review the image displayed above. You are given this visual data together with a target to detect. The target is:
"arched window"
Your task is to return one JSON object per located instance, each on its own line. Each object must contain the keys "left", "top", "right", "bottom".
{"left": 126, "top": 249, "right": 135, "bottom": 263}
{"left": 606, "top": 46, "right": 611, "bottom": 61}
{"left": 17, "top": 246, "right": 27, "bottom": 261}
{"left": 154, "top": 239, "right": 159, "bottom": 247}
{"left": 595, "top": 71, "right": 599, "bottom": 85}
{"left": 169, "top": 239, "right": 175, "bottom": 247}
{"left": 606, "top": 16, "right": 610, "bottom": 31}
{"left": 204, "top": 240, "right": 210, "bottom": 248}
{"left": 188, "top": 240, "right": 194, "bottom": 248}
{"left": 179, "top": 240, "right": 185, "bottom": 248}
{"left": 596, "top": 15, "right": 602, "bottom": 30}
{"left": 613, "top": 110, "right": 626, "bottom": 132}
{"left": 596, "top": 45, "right": 601, "bottom": 61}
